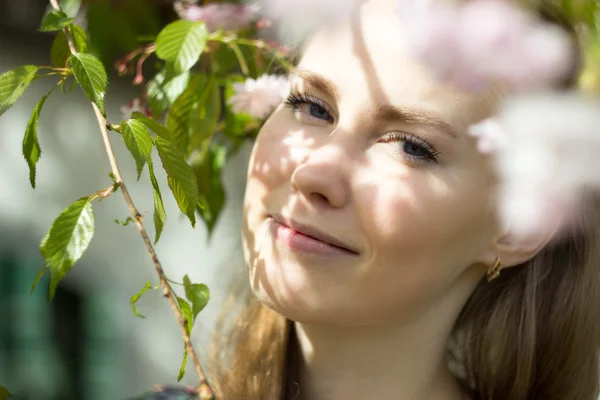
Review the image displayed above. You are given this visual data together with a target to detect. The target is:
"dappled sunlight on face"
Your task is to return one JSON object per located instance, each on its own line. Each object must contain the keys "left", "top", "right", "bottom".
{"left": 242, "top": 0, "right": 502, "bottom": 327}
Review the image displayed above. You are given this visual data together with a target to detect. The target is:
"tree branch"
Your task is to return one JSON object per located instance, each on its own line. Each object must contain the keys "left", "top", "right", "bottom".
{"left": 48, "top": 1, "right": 214, "bottom": 398}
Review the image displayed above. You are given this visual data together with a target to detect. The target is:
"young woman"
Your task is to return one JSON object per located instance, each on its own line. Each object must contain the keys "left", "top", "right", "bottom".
{"left": 211, "top": 1, "right": 600, "bottom": 399}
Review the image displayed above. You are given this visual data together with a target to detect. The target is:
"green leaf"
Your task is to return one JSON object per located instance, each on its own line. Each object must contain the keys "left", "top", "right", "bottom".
{"left": 0, "top": 385, "right": 13, "bottom": 400}
{"left": 22, "top": 93, "right": 50, "bottom": 188}
{"left": 183, "top": 275, "right": 209, "bottom": 321}
{"left": 147, "top": 68, "right": 190, "bottom": 116}
{"left": 193, "top": 145, "right": 226, "bottom": 236}
{"left": 175, "top": 296, "right": 193, "bottom": 382}
{"left": 70, "top": 53, "right": 107, "bottom": 114}
{"left": 60, "top": 0, "right": 82, "bottom": 18}
{"left": 155, "top": 20, "right": 208, "bottom": 74}
{"left": 39, "top": 11, "right": 75, "bottom": 32}
{"left": 51, "top": 25, "right": 88, "bottom": 67}
{"left": 0, "top": 66, "right": 38, "bottom": 117}
{"left": 30, "top": 264, "right": 48, "bottom": 295}
{"left": 166, "top": 86, "right": 197, "bottom": 152}
{"left": 41, "top": 197, "right": 94, "bottom": 300}
{"left": 178, "top": 348, "right": 188, "bottom": 382}
{"left": 190, "top": 77, "right": 221, "bottom": 149}
{"left": 120, "top": 119, "right": 153, "bottom": 180}
{"left": 177, "top": 296, "right": 193, "bottom": 334}
{"left": 148, "top": 158, "right": 166, "bottom": 244}
{"left": 130, "top": 281, "right": 154, "bottom": 318}
{"left": 153, "top": 136, "right": 199, "bottom": 227}
{"left": 166, "top": 74, "right": 210, "bottom": 152}
{"left": 131, "top": 112, "right": 173, "bottom": 142}
{"left": 212, "top": 42, "right": 242, "bottom": 76}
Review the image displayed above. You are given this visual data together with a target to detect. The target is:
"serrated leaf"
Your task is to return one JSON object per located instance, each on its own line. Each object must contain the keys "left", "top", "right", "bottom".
{"left": 131, "top": 112, "right": 172, "bottom": 142}
{"left": 41, "top": 197, "right": 94, "bottom": 300}
{"left": 178, "top": 348, "right": 188, "bottom": 382}
{"left": 121, "top": 119, "right": 152, "bottom": 180}
{"left": 183, "top": 275, "right": 209, "bottom": 321}
{"left": 177, "top": 296, "right": 193, "bottom": 333}
{"left": 155, "top": 20, "right": 208, "bottom": 74}
{"left": 147, "top": 68, "right": 190, "bottom": 116}
{"left": 39, "top": 11, "right": 75, "bottom": 32}
{"left": 166, "top": 74, "right": 210, "bottom": 152}
{"left": 22, "top": 93, "right": 50, "bottom": 188}
{"left": 70, "top": 53, "right": 107, "bottom": 113}
{"left": 153, "top": 136, "right": 198, "bottom": 227}
{"left": 166, "top": 86, "right": 197, "bottom": 152}
{"left": 51, "top": 25, "right": 88, "bottom": 68}
{"left": 0, "top": 385, "right": 12, "bottom": 399}
{"left": 0, "top": 66, "right": 38, "bottom": 117}
{"left": 193, "top": 145, "right": 226, "bottom": 237}
{"left": 30, "top": 264, "right": 48, "bottom": 295}
{"left": 148, "top": 158, "right": 166, "bottom": 244}
{"left": 130, "top": 281, "right": 153, "bottom": 318}
{"left": 190, "top": 77, "right": 220, "bottom": 149}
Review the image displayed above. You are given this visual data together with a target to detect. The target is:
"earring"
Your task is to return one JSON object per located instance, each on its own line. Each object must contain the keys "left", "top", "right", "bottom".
{"left": 486, "top": 257, "right": 502, "bottom": 282}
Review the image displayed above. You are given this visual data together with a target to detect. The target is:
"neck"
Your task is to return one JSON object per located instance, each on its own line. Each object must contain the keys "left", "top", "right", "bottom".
{"left": 291, "top": 282, "right": 476, "bottom": 400}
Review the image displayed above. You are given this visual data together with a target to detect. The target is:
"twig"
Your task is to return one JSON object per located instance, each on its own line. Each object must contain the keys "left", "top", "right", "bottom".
{"left": 91, "top": 104, "right": 213, "bottom": 398}
{"left": 48, "top": 1, "right": 214, "bottom": 398}
{"left": 228, "top": 41, "right": 250, "bottom": 76}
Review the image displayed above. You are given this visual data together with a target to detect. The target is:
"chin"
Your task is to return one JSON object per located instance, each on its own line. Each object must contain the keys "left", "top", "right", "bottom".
{"left": 247, "top": 261, "right": 372, "bottom": 325}
{"left": 247, "top": 260, "right": 332, "bottom": 323}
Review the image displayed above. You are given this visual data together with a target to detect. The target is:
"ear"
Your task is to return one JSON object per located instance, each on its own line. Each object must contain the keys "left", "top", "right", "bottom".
{"left": 479, "top": 228, "right": 557, "bottom": 270}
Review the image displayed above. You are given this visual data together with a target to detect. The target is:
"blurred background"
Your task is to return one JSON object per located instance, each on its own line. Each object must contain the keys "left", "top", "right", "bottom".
{"left": 0, "top": 0, "right": 251, "bottom": 398}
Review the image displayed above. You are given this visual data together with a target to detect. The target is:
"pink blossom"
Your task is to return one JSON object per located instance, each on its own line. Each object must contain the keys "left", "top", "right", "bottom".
{"left": 398, "top": 0, "right": 572, "bottom": 92}
{"left": 228, "top": 74, "right": 290, "bottom": 119}
{"left": 183, "top": 3, "right": 260, "bottom": 32}
{"left": 477, "top": 93, "right": 600, "bottom": 240}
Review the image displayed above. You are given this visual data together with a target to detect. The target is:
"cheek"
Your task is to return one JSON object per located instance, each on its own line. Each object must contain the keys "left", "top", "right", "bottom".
{"left": 246, "top": 117, "right": 316, "bottom": 187}
{"left": 356, "top": 165, "right": 497, "bottom": 267}
{"left": 343, "top": 167, "right": 497, "bottom": 322}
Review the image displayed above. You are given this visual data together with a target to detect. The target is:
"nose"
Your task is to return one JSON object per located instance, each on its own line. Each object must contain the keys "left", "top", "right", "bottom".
{"left": 290, "top": 143, "right": 350, "bottom": 209}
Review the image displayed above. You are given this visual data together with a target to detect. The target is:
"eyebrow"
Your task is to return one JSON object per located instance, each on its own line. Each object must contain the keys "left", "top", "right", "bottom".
{"left": 292, "top": 69, "right": 459, "bottom": 139}
{"left": 293, "top": 68, "right": 341, "bottom": 102}
{"left": 371, "top": 104, "right": 458, "bottom": 139}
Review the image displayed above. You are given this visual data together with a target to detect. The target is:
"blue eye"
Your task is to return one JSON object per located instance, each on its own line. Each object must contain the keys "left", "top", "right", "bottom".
{"left": 284, "top": 92, "right": 334, "bottom": 123}
{"left": 380, "top": 132, "right": 440, "bottom": 163}
{"left": 402, "top": 141, "right": 431, "bottom": 159}
{"left": 308, "top": 103, "right": 331, "bottom": 121}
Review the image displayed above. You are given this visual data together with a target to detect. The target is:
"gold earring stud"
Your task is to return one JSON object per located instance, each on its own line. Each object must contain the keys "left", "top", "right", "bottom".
{"left": 486, "top": 257, "right": 502, "bottom": 282}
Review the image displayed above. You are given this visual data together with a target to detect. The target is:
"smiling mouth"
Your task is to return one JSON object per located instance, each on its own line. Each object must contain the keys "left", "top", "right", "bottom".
{"left": 268, "top": 214, "right": 360, "bottom": 256}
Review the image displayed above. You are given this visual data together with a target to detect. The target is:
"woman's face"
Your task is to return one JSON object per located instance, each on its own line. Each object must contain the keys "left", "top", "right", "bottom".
{"left": 242, "top": 1, "right": 502, "bottom": 325}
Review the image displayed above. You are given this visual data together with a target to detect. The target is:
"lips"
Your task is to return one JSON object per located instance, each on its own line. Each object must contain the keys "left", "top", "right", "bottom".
{"left": 269, "top": 213, "right": 360, "bottom": 255}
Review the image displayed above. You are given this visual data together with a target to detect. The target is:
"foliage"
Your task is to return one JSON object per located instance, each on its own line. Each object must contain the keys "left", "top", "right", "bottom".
{"left": 0, "top": 0, "right": 291, "bottom": 396}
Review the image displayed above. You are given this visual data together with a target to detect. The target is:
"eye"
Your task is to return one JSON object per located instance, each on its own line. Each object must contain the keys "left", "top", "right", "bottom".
{"left": 284, "top": 92, "right": 334, "bottom": 123}
{"left": 379, "top": 132, "right": 440, "bottom": 163}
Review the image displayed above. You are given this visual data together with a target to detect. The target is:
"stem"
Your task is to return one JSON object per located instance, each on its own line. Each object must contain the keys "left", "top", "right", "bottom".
{"left": 218, "top": 36, "right": 295, "bottom": 72}
{"left": 48, "top": 1, "right": 215, "bottom": 397}
{"left": 91, "top": 104, "right": 212, "bottom": 397}
{"left": 228, "top": 41, "right": 250, "bottom": 76}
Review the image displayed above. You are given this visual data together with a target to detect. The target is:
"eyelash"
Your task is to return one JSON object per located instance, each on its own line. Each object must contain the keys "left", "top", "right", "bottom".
{"left": 284, "top": 92, "right": 334, "bottom": 122}
{"left": 379, "top": 132, "right": 440, "bottom": 163}
{"left": 284, "top": 91, "right": 440, "bottom": 163}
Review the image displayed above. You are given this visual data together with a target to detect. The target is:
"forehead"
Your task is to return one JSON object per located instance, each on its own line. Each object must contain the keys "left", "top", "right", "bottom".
{"left": 296, "top": 1, "right": 498, "bottom": 130}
